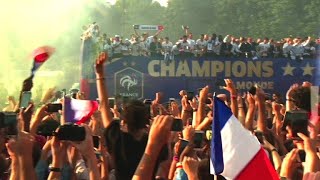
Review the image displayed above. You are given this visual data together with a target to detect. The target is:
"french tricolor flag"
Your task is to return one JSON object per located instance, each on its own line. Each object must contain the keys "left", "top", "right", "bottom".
{"left": 31, "top": 46, "right": 55, "bottom": 76}
{"left": 210, "top": 98, "right": 279, "bottom": 180}
{"left": 64, "top": 96, "right": 98, "bottom": 124}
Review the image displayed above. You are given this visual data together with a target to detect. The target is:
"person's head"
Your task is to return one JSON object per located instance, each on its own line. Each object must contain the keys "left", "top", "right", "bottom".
{"left": 204, "top": 34, "right": 209, "bottom": 41}
{"left": 134, "top": 37, "right": 140, "bottom": 43}
{"left": 200, "top": 34, "right": 204, "bottom": 40}
{"left": 272, "top": 92, "right": 282, "bottom": 103}
{"left": 188, "top": 33, "right": 193, "bottom": 39}
{"left": 263, "top": 37, "right": 269, "bottom": 43}
{"left": 122, "top": 100, "right": 149, "bottom": 133}
{"left": 107, "top": 38, "right": 111, "bottom": 45}
{"left": 182, "top": 35, "right": 188, "bottom": 41}
{"left": 179, "top": 90, "right": 186, "bottom": 96}
{"left": 142, "top": 32, "right": 149, "bottom": 39}
{"left": 211, "top": 33, "right": 217, "bottom": 39}
{"left": 165, "top": 37, "right": 169, "bottom": 42}
{"left": 159, "top": 37, "right": 164, "bottom": 43}
{"left": 247, "top": 37, "right": 253, "bottom": 43}
{"left": 153, "top": 36, "right": 158, "bottom": 42}
{"left": 291, "top": 86, "right": 311, "bottom": 112}
{"left": 239, "top": 37, "right": 246, "bottom": 42}
{"left": 115, "top": 35, "right": 120, "bottom": 41}
{"left": 269, "top": 38, "right": 274, "bottom": 44}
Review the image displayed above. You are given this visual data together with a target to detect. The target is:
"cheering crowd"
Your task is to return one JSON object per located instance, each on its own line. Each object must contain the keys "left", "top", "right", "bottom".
{"left": 0, "top": 50, "right": 319, "bottom": 180}
{"left": 82, "top": 23, "right": 320, "bottom": 61}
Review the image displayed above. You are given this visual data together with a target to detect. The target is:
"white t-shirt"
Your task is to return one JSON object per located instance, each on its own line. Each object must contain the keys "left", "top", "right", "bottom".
{"left": 180, "top": 41, "right": 191, "bottom": 52}
{"left": 187, "top": 39, "right": 196, "bottom": 49}
{"left": 131, "top": 43, "right": 141, "bottom": 56}
{"left": 258, "top": 43, "right": 270, "bottom": 56}
{"left": 162, "top": 41, "right": 173, "bottom": 52}
{"left": 258, "top": 43, "right": 270, "bottom": 51}
{"left": 112, "top": 41, "right": 122, "bottom": 54}
{"left": 146, "top": 36, "right": 154, "bottom": 48}
{"left": 291, "top": 43, "right": 304, "bottom": 55}
{"left": 196, "top": 39, "right": 207, "bottom": 50}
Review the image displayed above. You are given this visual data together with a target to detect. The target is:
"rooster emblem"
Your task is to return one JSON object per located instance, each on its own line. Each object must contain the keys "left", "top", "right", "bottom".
{"left": 120, "top": 75, "right": 138, "bottom": 91}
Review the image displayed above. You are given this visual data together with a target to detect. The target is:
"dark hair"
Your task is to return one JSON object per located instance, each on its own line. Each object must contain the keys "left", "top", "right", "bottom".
{"left": 123, "top": 100, "right": 149, "bottom": 133}
{"left": 291, "top": 87, "right": 311, "bottom": 112}
{"left": 197, "top": 158, "right": 216, "bottom": 180}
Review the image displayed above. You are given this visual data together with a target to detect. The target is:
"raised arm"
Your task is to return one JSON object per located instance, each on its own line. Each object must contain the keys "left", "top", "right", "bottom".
{"left": 237, "top": 93, "right": 246, "bottom": 126}
{"left": 255, "top": 87, "right": 267, "bottom": 133}
{"left": 95, "top": 52, "right": 113, "bottom": 128}
{"left": 285, "top": 84, "right": 299, "bottom": 111}
{"left": 298, "top": 133, "right": 320, "bottom": 175}
{"left": 153, "top": 29, "right": 163, "bottom": 37}
{"left": 223, "top": 79, "right": 238, "bottom": 118}
{"left": 133, "top": 115, "right": 173, "bottom": 180}
{"left": 245, "top": 92, "right": 256, "bottom": 132}
{"left": 195, "top": 86, "right": 208, "bottom": 128}
{"left": 134, "top": 29, "right": 140, "bottom": 37}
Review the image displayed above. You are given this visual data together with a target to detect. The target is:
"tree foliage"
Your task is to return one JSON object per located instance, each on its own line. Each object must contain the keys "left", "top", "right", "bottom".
{"left": 97, "top": 0, "right": 319, "bottom": 40}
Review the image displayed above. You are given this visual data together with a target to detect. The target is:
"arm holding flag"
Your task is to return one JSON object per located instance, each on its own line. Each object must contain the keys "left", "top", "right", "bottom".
{"left": 95, "top": 52, "right": 113, "bottom": 128}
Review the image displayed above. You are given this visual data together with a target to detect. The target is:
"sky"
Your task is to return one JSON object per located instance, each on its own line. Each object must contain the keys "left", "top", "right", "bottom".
{"left": 106, "top": 0, "right": 168, "bottom": 7}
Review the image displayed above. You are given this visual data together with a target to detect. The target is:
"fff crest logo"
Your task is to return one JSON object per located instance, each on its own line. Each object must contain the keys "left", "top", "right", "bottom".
{"left": 114, "top": 67, "right": 144, "bottom": 99}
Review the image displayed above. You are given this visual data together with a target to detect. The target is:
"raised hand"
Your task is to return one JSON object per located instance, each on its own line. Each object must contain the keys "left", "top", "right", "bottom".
{"left": 19, "top": 103, "right": 34, "bottom": 131}
{"left": 182, "top": 156, "right": 200, "bottom": 180}
{"left": 223, "top": 79, "right": 237, "bottom": 95}
{"left": 255, "top": 86, "right": 265, "bottom": 102}
{"left": 272, "top": 101, "right": 281, "bottom": 114}
{"left": 148, "top": 115, "right": 173, "bottom": 147}
{"left": 95, "top": 52, "right": 108, "bottom": 75}
{"left": 246, "top": 92, "right": 255, "bottom": 105}
{"left": 280, "top": 148, "right": 299, "bottom": 179}
{"left": 286, "top": 83, "right": 299, "bottom": 99}
{"left": 188, "top": 97, "right": 198, "bottom": 110}
{"left": 198, "top": 86, "right": 209, "bottom": 103}
{"left": 70, "top": 124, "right": 95, "bottom": 158}
{"left": 22, "top": 76, "right": 33, "bottom": 92}
{"left": 182, "top": 125, "right": 195, "bottom": 141}
{"left": 181, "top": 95, "right": 192, "bottom": 111}
{"left": 297, "top": 133, "right": 320, "bottom": 174}
{"left": 40, "top": 87, "right": 56, "bottom": 104}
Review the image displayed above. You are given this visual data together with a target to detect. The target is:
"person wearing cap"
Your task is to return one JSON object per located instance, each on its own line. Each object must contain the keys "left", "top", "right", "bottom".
{"left": 112, "top": 35, "right": 122, "bottom": 58}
